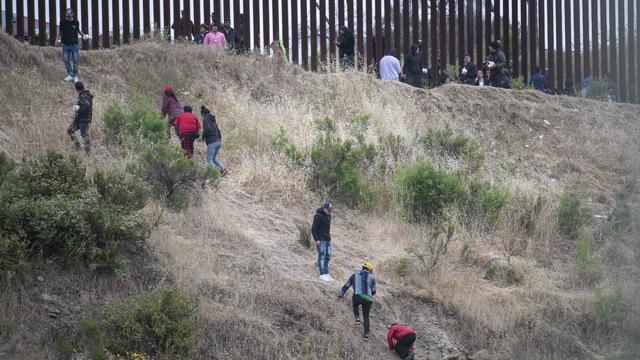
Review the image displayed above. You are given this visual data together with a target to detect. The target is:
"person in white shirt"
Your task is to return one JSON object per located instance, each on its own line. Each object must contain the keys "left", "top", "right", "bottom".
{"left": 378, "top": 48, "right": 402, "bottom": 81}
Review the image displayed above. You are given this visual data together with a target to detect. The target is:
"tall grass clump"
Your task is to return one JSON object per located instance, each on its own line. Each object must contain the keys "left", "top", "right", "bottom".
{"left": 78, "top": 287, "right": 200, "bottom": 359}
{"left": 572, "top": 232, "right": 601, "bottom": 285}
{"left": 594, "top": 286, "right": 631, "bottom": 332}
{"left": 465, "top": 178, "right": 511, "bottom": 228}
{"left": 395, "top": 158, "right": 465, "bottom": 221}
{"left": 271, "top": 125, "right": 306, "bottom": 166}
{"left": 421, "top": 124, "right": 485, "bottom": 170}
{"left": 557, "top": 192, "right": 591, "bottom": 239}
{"left": 0, "top": 151, "right": 152, "bottom": 274}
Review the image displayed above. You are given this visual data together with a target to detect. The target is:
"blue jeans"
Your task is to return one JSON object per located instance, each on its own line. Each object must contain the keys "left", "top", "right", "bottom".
{"left": 317, "top": 240, "right": 332, "bottom": 275}
{"left": 63, "top": 43, "right": 79, "bottom": 77}
{"left": 207, "top": 141, "right": 225, "bottom": 170}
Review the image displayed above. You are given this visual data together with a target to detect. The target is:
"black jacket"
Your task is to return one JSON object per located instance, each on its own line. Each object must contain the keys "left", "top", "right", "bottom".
{"left": 202, "top": 113, "right": 221, "bottom": 145}
{"left": 337, "top": 31, "right": 355, "bottom": 58}
{"left": 403, "top": 54, "right": 423, "bottom": 87}
{"left": 459, "top": 63, "right": 478, "bottom": 84}
{"left": 311, "top": 208, "right": 331, "bottom": 242}
{"left": 222, "top": 27, "right": 238, "bottom": 48}
{"left": 75, "top": 90, "right": 93, "bottom": 123}
{"left": 487, "top": 50, "right": 511, "bottom": 88}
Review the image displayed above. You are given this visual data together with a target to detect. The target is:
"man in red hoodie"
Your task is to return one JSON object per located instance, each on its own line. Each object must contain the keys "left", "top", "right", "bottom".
{"left": 172, "top": 105, "right": 201, "bottom": 158}
{"left": 387, "top": 323, "right": 417, "bottom": 360}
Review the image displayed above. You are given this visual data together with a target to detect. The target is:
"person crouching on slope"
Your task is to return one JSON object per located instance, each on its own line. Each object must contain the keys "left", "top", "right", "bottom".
{"left": 173, "top": 106, "right": 201, "bottom": 158}
{"left": 387, "top": 323, "right": 417, "bottom": 359}
{"left": 67, "top": 81, "right": 93, "bottom": 155}
{"left": 338, "top": 261, "right": 377, "bottom": 340}
{"left": 312, "top": 202, "right": 334, "bottom": 282}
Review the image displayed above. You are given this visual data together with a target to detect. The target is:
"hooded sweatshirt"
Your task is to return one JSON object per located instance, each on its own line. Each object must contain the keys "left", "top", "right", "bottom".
{"left": 75, "top": 90, "right": 94, "bottom": 123}
{"left": 202, "top": 113, "right": 222, "bottom": 144}
{"left": 161, "top": 95, "right": 183, "bottom": 120}
{"left": 311, "top": 208, "right": 331, "bottom": 242}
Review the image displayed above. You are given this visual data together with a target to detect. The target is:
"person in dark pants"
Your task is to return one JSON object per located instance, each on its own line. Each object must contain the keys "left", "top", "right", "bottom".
{"left": 56, "top": 8, "right": 87, "bottom": 83}
{"left": 221, "top": 18, "right": 238, "bottom": 49}
{"left": 402, "top": 44, "right": 424, "bottom": 88}
{"left": 486, "top": 41, "right": 511, "bottom": 89}
{"left": 312, "top": 202, "right": 334, "bottom": 281}
{"left": 201, "top": 106, "right": 228, "bottom": 176}
{"left": 161, "top": 85, "right": 183, "bottom": 136}
{"left": 338, "top": 261, "right": 377, "bottom": 339}
{"left": 67, "top": 81, "right": 93, "bottom": 154}
{"left": 336, "top": 26, "right": 355, "bottom": 70}
{"left": 173, "top": 106, "right": 201, "bottom": 159}
{"left": 387, "top": 323, "right": 417, "bottom": 359}
{"left": 171, "top": 10, "right": 195, "bottom": 41}
{"left": 531, "top": 66, "right": 552, "bottom": 93}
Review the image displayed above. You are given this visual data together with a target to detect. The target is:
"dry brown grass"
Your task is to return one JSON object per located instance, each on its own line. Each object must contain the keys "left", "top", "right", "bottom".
{"left": 1, "top": 31, "right": 640, "bottom": 359}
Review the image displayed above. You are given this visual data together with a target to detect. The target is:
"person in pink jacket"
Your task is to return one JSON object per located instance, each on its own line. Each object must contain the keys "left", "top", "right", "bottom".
{"left": 203, "top": 22, "right": 227, "bottom": 47}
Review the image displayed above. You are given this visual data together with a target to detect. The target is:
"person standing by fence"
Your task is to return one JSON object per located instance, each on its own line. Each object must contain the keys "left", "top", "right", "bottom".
{"left": 486, "top": 41, "right": 511, "bottom": 89}
{"left": 402, "top": 44, "right": 424, "bottom": 88}
{"left": 336, "top": 26, "right": 355, "bottom": 70}
{"left": 204, "top": 22, "right": 228, "bottom": 48}
{"left": 56, "top": 8, "right": 88, "bottom": 83}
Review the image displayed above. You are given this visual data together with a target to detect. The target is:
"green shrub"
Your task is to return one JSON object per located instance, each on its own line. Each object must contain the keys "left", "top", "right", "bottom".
{"left": 0, "top": 151, "right": 153, "bottom": 274}
{"left": 512, "top": 76, "right": 533, "bottom": 90}
{"left": 573, "top": 232, "right": 601, "bottom": 285}
{"left": 516, "top": 194, "right": 546, "bottom": 235}
{"left": 444, "top": 64, "right": 460, "bottom": 81}
{"left": 506, "top": 267, "right": 524, "bottom": 285}
{"left": 309, "top": 130, "right": 377, "bottom": 208}
{"left": 583, "top": 77, "right": 609, "bottom": 101}
{"left": 594, "top": 286, "right": 631, "bottom": 330}
{"left": 378, "top": 133, "right": 405, "bottom": 162}
{"left": 272, "top": 125, "right": 306, "bottom": 165}
{"left": 94, "top": 169, "right": 150, "bottom": 213}
{"left": 83, "top": 287, "right": 200, "bottom": 358}
{"left": 557, "top": 192, "right": 591, "bottom": 238}
{"left": 466, "top": 178, "right": 510, "bottom": 227}
{"left": 129, "top": 143, "right": 218, "bottom": 209}
{"left": 485, "top": 265, "right": 497, "bottom": 280}
{"left": 395, "top": 158, "right": 465, "bottom": 221}
{"left": 346, "top": 113, "right": 371, "bottom": 137}
{"left": 312, "top": 116, "right": 336, "bottom": 132}
{"left": 603, "top": 182, "right": 635, "bottom": 240}
{"left": 0, "top": 235, "right": 28, "bottom": 283}
{"left": 102, "top": 100, "right": 168, "bottom": 148}
{"left": 16, "top": 150, "right": 89, "bottom": 199}
{"left": 421, "top": 124, "right": 484, "bottom": 170}
{"left": 0, "top": 152, "right": 15, "bottom": 185}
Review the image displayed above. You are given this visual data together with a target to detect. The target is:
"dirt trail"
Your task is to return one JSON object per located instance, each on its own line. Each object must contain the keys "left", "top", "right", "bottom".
{"left": 213, "top": 187, "right": 466, "bottom": 359}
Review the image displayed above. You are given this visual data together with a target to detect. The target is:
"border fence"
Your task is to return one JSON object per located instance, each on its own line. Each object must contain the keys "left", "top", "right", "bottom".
{"left": 1, "top": 0, "right": 638, "bottom": 103}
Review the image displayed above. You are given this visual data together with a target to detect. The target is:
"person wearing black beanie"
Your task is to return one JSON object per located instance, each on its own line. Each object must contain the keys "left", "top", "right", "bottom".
{"left": 487, "top": 40, "right": 511, "bottom": 89}
{"left": 201, "top": 106, "right": 228, "bottom": 176}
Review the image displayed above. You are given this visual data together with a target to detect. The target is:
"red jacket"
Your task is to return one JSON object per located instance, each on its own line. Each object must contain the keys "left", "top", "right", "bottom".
{"left": 173, "top": 112, "right": 201, "bottom": 136}
{"left": 387, "top": 324, "right": 416, "bottom": 350}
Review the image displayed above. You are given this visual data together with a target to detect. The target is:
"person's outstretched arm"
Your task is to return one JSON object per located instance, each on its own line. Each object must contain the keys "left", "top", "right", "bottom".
{"left": 338, "top": 274, "right": 355, "bottom": 298}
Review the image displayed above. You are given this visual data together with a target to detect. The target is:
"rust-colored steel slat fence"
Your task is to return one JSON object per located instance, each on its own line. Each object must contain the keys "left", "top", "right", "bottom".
{"left": 1, "top": 0, "right": 638, "bottom": 103}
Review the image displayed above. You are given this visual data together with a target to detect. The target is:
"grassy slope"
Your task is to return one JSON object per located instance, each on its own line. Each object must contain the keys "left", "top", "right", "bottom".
{"left": 1, "top": 31, "right": 639, "bottom": 359}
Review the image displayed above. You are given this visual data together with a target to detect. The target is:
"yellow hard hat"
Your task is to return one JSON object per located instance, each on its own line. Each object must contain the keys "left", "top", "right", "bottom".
{"left": 363, "top": 261, "right": 374, "bottom": 272}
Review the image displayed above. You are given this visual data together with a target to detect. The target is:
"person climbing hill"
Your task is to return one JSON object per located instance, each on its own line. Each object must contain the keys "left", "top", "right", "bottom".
{"left": 161, "top": 85, "right": 183, "bottom": 136}
{"left": 201, "top": 105, "right": 228, "bottom": 177}
{"left": 67, "top": 81, "right": 93, "bottom": 155}
{"left": 387, "top": 323, "right": 417, "bottom": 359}
{"left": 173, "top": 106, "right": 201, "bottom": 159}
{"left": 338, "top": 261, "right": 377, "bottom": 340}
{"left": 312, "top": 202, "right": 334, "bottom": 282}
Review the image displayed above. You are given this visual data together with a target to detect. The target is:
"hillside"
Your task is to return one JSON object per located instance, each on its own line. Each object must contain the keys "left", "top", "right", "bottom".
{"left": 1, "top": 31, "right": 639, "bottom": 360}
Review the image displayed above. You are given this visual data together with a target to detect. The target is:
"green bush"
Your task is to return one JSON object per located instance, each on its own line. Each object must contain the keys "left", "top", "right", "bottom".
{"left": 584, "top": 77, "right": 609, "bottom": 101}
{"left": 557, "top": 192, "right": 591, "bottom": 238}
{"left": 16, "top": 150, "right": 89, "bottom": 199}
{"left": 102, "top": 100, "right": 168, "bottom": 148}
{"left": 129, "top": 143, "right": 218, "bottom": 209}
{"left": 516, "top": 194, "right": 546, "bottom": 235}
{"left": 0, "top": 235, "right": 28, "bottom": 283}
{"left": 82, "top": 287, "right": 200, "bottom": 359}
{"left": 594, "top": 286, "right": 631, "bottom": 330}
{"left": 421, "top": 124, "right": 484, "bottom": 170}
{"left": 346, "top": 113, "right": 371, "bottom": 137}
{"left": 309, "top": 130, "right": 377, "bottom": 208}
{"left": 573, "top": 232, "right": 601, "bottom": 284}
{"left": 272, "top": 125, "right": 306, "bottom": 165}
{"left": 506, "top": 267, "right": 524, "bottom": 285}
{"left": 512, "top": 76, "right": 533, "bottom": 90}
{"left": 0, "top": 151, "right": 153, "bottom": 274}
{"left": 395, "top": 158, "right": 465, "bottom": 221}
{"left": 0, "top": 152, "right": 15, "bottom": 185}
{"left": 466, "top": 178, "right": 511, "bottom": 227}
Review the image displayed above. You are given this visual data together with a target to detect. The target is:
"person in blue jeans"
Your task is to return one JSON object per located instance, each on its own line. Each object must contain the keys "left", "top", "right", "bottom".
{"left": 56, "top": 8, "right": 87, "bottom": 83}
{"left": 312, "top": 202, "right": 334, "bottom": 281}
{"left": 201, "top": 106, "right": 228, "bottom": 177}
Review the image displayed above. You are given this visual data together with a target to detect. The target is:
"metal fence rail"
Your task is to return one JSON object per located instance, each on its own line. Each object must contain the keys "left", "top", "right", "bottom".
{"left": 1, "top": 0, "right": 638, "bottom": 103}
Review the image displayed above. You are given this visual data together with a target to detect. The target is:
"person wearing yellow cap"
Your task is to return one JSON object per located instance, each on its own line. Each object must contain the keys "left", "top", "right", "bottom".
{"left": 338, "top": 261, "right": 377, "bottom": 339}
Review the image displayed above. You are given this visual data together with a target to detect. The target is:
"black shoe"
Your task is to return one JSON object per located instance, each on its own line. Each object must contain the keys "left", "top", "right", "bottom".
{"left": 363, "top": 334, "right": 369, "bottom": 340}
{"left": 220, "top": 168, "right": 229, "bottom": 177}
{"left": 355, "top": 318, "right": 361, "bottom": 325}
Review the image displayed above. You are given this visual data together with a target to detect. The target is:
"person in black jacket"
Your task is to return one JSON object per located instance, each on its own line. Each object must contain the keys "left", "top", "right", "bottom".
{"left": 459, "top": 54, "right": 477, "bottom": 85}
{"left": 67, "top": 81, "right": 93, "bottom": 154}
{"left": 312, "top": 202, "right": 334, "bottom": 281}
{"left": 201, "top": 106, "right": 228, "bottom": 177}
{"left": 402, "top": 44, "right": 424, "bottom": 88}
{"left": 336, "top": 26, "right": 355, "bottom": 70}
{"left": 486, "top": 41, "right": 511, "bottom": 89}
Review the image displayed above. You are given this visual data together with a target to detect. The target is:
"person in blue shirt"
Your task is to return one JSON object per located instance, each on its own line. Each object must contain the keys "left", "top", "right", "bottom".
{"left": 338, "top": 261, "right": 377, "bottom": 339}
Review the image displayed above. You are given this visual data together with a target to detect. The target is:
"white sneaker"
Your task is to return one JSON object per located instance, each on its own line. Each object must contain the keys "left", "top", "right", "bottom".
{"left": 319, "top": 274, "right": 331, "bottom": 282}
{"left": 64, "top": 75, "right": 73, "bottom": 82}
{"left": 325, "top": 275, "right": 335, "bottom": 282}
{"left": 73, "top": 76, "right": 80, "bottom": 83}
